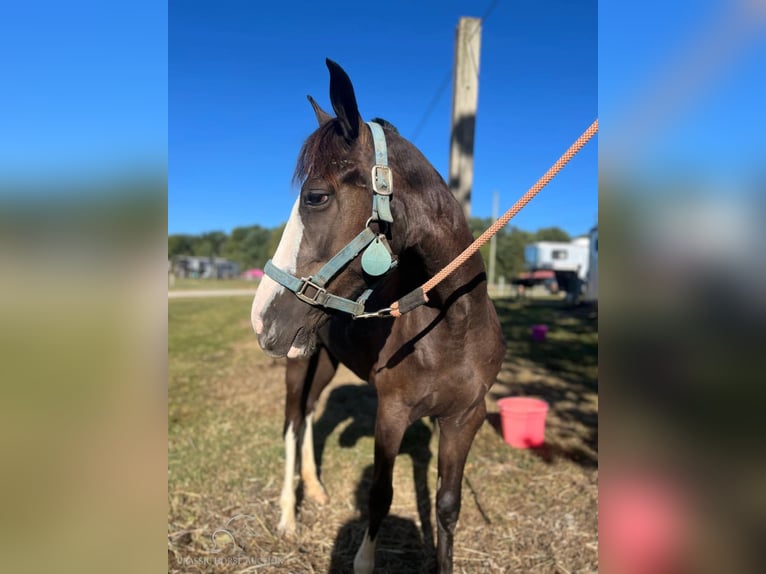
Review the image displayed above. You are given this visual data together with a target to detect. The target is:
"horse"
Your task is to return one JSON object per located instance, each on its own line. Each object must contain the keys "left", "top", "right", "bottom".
{"left": 251, "top": 59, "right": 505, "bottom": 574}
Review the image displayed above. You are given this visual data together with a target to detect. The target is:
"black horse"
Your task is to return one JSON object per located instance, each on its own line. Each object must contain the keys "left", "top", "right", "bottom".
{"left": 251, "top": 59, "right": 505, "bottom": 573}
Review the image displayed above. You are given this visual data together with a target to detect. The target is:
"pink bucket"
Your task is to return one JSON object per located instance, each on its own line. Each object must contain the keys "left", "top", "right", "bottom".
{"left": 530, "top": 324, "right": 548, "bottom": 342}
{"left": 497, "top": 397, "right": 549, "bottom": 448}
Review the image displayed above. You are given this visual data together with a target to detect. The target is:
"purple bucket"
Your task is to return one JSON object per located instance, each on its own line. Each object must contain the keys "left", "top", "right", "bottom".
{"left": 531, "top": 324, "right": 549, "bottom": 342}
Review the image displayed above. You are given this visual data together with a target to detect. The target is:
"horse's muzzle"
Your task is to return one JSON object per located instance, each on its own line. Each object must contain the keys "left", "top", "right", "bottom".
{"left": 257, "top": 325, "right": 311, "bottom": 359}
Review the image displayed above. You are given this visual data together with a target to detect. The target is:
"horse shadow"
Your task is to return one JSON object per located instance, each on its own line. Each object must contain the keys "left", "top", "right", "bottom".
{"left": 489, "top": 298, "right": 599, "bottom": 469}
{"left": 486, "top": 409, "right": 597, "bottom": 469}
{"left": 312, "top": 384, "right": 437, "bottom": 572}
{"left": 328, "top": 463, "right": 435, "bottom": 573}
{"left": 485, "top": 364, "right": 598, "bottom": 469}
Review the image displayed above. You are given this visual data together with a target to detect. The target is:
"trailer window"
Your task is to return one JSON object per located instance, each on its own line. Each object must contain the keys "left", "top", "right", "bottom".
{"left": 552, "top": 249, "right": 568, "bottom": 260}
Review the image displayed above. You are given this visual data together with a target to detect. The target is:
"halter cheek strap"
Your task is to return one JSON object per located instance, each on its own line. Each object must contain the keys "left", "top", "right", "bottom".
{"left": 262, "top": 121, "right": 396, "bottom": 318}
{"left": 368, "top": 121, "right": 393, "bottom": 224}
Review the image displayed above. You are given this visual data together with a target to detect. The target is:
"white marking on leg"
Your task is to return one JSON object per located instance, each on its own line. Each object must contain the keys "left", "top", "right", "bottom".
{"left": 353, "top": 529, "right": 376, "bottom": 574}
{"left": 277, "top": 423, "right": 297, "bottom": 535}
{"left": 301, "top": 412, "right": 328, "bottom": 505}
{"left": 251, "top": 198, "right": 304, "bottom": 336}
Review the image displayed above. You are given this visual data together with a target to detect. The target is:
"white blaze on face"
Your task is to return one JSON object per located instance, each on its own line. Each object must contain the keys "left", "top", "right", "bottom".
{"left": 251, "top": 198, "right": 304, "bottom": 338}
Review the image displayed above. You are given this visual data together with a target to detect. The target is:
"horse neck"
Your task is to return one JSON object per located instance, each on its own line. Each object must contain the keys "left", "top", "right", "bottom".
{"left": 401, "top": 183, "right": 488, "bottom": 311}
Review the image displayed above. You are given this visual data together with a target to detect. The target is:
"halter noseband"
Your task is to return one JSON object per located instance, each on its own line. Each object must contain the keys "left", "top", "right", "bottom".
{"left": 263, "top": 121, "right": 397, "bottom": 319}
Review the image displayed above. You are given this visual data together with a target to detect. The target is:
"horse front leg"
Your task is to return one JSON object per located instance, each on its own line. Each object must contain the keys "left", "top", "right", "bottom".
{"left": 300, "top": 410, "right": 328, "bottom": 505}
{"left": 278, "top": 349, "right": 337, "bottom": 536}
{"left": 299, "top": 347, "right": 337, "bottom": 505}
{"left": 435, "top": 402, "right": 486, "bottom": 573}
{"left": 354, "top": 400, "right": 410, "bottom": 574}
{"left": 277, "top": 357, "right": 307, "bottom": 536}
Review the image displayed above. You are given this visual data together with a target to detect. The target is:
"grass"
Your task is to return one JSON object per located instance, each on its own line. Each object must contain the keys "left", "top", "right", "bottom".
{"left": 168, "top": 296, "right": 598, "bottom": 573}
{"left": 168, "top": 277, "right": 259, "bottom": 290}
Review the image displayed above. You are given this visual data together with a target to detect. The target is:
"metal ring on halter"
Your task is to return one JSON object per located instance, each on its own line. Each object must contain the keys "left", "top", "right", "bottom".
{"left": 365, "top": 217, "right": 391, "bottom": 234}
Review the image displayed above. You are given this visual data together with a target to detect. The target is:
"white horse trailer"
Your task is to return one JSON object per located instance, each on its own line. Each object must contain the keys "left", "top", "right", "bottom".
{"left": 584, "top": 225, "right": 598, "bottom": 302}
{"left": 524, "top": 238, "right": 590, "bottom": 301}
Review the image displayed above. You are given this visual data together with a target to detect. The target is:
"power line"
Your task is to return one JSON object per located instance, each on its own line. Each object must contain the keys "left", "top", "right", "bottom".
{"left": 408, "top": 0, "right": 500, "bottom": 143}
{"left": 409, "top": 71, "right": 452, "bottom": 143}
{"left": 479, "top": 0, "right": 500, "bottom": 23}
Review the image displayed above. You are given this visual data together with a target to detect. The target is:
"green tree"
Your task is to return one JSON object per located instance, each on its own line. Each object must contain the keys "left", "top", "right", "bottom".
{"left": 197, "top": 231, "right": 227, "bottom": 257}
{"left": 534, "top": 227, "right": 570, "bottom": 242}
{"left": 168, "top": 234, "right": 194, "bottom": 257}
{"left": 497, "top": 227, "right": 533, "bottom": 280}
{"left": 266, "top": 223, "right": 286, "bottom": 260}
{"left": 166, "top": 219, "right": 576, "bottom": 283}
{"left": 244, "top": 226, "right": 273, "bottom": 269}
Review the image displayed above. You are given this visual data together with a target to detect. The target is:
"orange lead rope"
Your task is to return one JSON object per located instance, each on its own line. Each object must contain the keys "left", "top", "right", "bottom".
{"left": 389, "top": 118, "right": 599, "bottom": 318}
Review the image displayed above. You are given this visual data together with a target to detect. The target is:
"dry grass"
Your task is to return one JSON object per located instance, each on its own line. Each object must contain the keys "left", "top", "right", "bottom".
{"left": 168, "top": 296, "right": 598, "bottom": 573}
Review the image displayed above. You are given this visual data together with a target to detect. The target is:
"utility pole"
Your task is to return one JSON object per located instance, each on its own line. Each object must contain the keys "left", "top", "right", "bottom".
{"left": 488, "top": 190, "right": 499, "bottom": 286}
{"left": 448, "top": 16, "right": 482, "bottom": 219}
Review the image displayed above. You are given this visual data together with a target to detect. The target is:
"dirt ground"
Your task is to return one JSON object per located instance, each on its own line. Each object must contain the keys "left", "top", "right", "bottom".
{"left": 168, "top": 296, "right": 598, "bottom": 573}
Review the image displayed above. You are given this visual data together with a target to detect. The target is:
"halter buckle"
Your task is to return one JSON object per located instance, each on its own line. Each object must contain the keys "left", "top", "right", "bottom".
{"left": 371, "top": 165, "right": 393, "bottom": 195}
{"left": 295, "top": 277, "right": 327, "bottom": 306}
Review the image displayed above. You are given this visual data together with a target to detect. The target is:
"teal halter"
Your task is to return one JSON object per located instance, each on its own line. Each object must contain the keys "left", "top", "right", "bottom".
{"left": 263, "top": 121, "right": 396, "bottom": 319}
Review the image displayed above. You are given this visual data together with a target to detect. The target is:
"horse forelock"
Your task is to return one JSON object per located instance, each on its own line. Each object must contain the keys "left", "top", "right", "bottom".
{"left": 293, "top": 120, "right": 361, "bottom": 187}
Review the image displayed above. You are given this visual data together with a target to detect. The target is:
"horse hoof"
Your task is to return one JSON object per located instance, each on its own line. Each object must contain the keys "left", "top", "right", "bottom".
{"left": 305, "top": 484, "right": 329, "bottom": 505}
{"left": 276, "top": 518, "right": 296, "bottom": 538}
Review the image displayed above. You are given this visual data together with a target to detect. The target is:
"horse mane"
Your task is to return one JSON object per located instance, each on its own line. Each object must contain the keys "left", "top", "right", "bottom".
{"left": 293, "top": 120, "right": 347, "bottom": 186}
{"left": 369, "top": 117, "right": 399, "bottom": 133}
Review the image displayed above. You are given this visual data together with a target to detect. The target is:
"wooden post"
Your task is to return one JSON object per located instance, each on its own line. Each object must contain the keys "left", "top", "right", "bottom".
{"left": 448, "top": 16, "right": 482, "bottom": 219}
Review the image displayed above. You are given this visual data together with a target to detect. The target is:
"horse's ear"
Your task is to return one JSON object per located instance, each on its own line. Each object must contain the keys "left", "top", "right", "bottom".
{"left": 326, "top": 58, "right": 361, "bottom": 141}
{"left": 307, "top": 95, "right": 332, "bottom": 125}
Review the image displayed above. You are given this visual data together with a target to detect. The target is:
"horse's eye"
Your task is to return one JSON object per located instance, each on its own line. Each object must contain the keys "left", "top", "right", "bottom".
{"left": 304, "top": 191, "right": 330, "bottom": 207}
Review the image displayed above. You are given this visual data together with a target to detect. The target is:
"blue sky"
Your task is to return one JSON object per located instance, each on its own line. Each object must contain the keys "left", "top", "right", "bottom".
{"left": 169, "top": 0, "right": 597, "bottom": 237}
{"left": 2, "top": 1, "right": 760, "bottom": 235}
{"left": 599, "top": 0, "right": 766, "bottom": 184}
{"left": 0, "top": 2, "right": 167, "bottom": 184}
